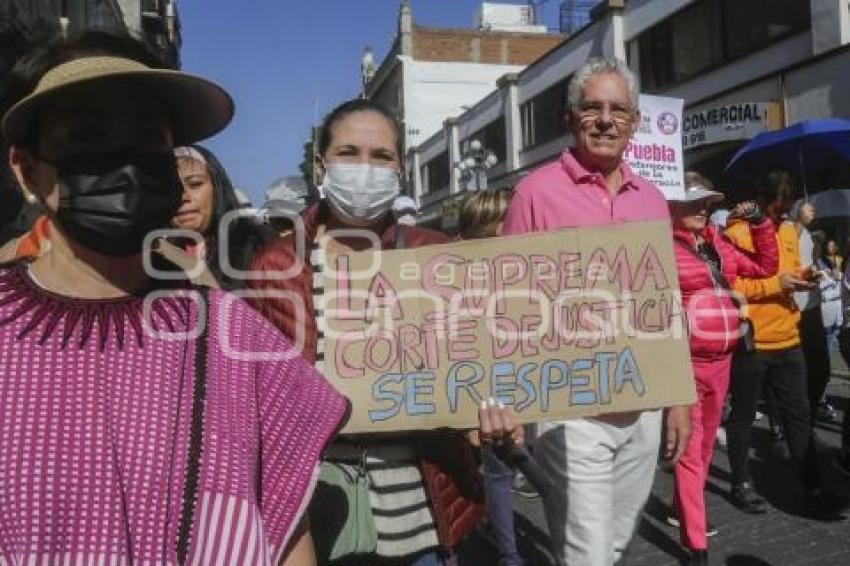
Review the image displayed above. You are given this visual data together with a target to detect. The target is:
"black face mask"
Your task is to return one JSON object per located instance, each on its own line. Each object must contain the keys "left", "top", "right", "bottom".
{"left": 49, "top": 149, "right": 182, "bottom": 256}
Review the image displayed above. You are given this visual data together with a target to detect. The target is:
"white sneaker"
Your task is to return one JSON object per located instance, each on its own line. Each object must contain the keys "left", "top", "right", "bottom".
{"left": 666, "top": 514, "right": 718, "bottom": 537}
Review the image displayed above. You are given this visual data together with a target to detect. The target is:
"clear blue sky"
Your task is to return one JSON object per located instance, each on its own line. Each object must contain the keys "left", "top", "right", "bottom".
{"left": 179, "top": 0, "right": 561, "bottom": 204}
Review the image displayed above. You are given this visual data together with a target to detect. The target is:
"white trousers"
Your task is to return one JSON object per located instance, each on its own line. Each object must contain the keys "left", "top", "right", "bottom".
{"left": 535, "top": 410, "right": 662, "bottom": 566}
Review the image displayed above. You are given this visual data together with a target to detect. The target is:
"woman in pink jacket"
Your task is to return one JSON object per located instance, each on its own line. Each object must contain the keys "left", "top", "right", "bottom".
{"left": 669, "top": 173, "right": 779, "bottom": 565}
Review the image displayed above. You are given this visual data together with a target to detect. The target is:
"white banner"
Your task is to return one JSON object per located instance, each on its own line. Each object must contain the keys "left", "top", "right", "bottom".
{"left": 624, "top": 95, "right": 685, "bottom": 200}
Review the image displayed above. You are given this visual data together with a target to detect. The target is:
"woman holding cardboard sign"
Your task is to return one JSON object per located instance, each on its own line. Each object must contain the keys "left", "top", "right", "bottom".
{"left": 249, "top": 99, "right": 485, "bottom": 565}
{"left": 668, "top": 172, "right": 778, "bottom": 565}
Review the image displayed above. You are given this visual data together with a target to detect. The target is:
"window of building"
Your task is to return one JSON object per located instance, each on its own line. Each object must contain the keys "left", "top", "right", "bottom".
{"left": 422, "top": 151, "right": 450, "bottom": 195}
{"left": 520, "top": 78, "right": 569, "bottom": 150}
{"left": 142, "top": 0, "right": 162, "bottom": 14}
{"left": 637, "top": 0, "right": 810, "bottom": 92}
{"left": 463, "top": 117, "right": 507, "bottom": 163}
{"left": 722, "top": 0, "right": 811, "bottom": 60}
{"left": 85, "top": 0, "right": 124, "bottom": 31}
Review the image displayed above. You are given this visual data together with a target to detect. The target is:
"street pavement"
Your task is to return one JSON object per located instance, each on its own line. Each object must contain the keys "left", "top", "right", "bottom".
{"left": 459, "top": 377, "right": 850, "bottom": 565}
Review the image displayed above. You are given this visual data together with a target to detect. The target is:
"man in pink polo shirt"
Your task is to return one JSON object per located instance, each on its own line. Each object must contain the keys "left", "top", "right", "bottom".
{"left": 503, "top": 57, "right": 690, "bottom": 566}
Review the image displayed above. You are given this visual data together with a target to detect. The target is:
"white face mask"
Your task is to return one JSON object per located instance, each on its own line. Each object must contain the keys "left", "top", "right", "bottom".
{"left": 323, "top": 163, "right": 401, "bottom": 227}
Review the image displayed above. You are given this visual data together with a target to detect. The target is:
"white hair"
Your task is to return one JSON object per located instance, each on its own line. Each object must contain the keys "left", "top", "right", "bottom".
{"left": 567, "top": 57, "right": 638, "bottom": 111}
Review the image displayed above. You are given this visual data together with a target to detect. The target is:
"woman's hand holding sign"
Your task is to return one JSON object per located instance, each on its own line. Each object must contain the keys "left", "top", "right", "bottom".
{"left": 477, "top": 398, "right": 558, "bottom": 500}
{"left": 478, "top": 397, "right": 524, "bottom": 449}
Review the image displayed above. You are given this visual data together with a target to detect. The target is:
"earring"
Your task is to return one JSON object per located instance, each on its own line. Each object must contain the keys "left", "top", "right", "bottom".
{"left": 20, "top": 187, "right": 40, "bottom": 205}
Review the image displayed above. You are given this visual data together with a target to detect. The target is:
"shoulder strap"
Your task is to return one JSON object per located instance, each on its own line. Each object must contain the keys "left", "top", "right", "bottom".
{"left": 675, "top": 239, "right": 731, "bottom": 292}
{"left": 176, "top": 286, "right": 210, "bottom": 565}
{"left": 395, "top": 224, "right": 407, "bottom": 250}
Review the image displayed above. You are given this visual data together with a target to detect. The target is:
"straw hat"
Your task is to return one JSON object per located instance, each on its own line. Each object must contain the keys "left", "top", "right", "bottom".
{"left": 669, "top": 185, "right": 724, "bottom": 205}
{"left": 2, "top": 56, "right": 234, "bottom": 145}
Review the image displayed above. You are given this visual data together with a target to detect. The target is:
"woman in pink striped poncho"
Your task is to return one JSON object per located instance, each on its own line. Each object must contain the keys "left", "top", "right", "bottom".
{"left": 0, "top": 32, "right": 348, "bottom": 565}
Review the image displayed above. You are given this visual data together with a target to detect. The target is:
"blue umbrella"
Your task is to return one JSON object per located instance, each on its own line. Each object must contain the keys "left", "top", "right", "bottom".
{"left": 723, "top": 118, "right": 850, "bottom": 193}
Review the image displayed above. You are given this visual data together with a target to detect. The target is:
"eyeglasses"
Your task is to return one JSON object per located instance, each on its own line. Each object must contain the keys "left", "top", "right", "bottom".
{"left": 575, "top": 101, "right": 635, "bottom": 124}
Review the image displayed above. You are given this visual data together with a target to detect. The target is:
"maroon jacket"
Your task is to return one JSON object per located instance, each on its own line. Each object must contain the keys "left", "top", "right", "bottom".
{"left": 672, "top": 219, "right": 778, "bottom": 359}
{"left": 247, "top": 202, "right": 484, "bottom": 551}
{"left": 247, "top": 203, "right": 448, "bottom": 362}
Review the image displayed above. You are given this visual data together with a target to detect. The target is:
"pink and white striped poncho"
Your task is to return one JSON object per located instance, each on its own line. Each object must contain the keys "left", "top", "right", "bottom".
{"left": 0, "top": 264, "right": 348, "bottom": 565}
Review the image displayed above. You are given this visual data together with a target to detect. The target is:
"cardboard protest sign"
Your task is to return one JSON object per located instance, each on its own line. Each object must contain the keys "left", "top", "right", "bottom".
{"left": 625, "top": 94, "right": 686, "bottom": 200}
{"left": 323, "top": 221, "right": 696, "bottom": 433}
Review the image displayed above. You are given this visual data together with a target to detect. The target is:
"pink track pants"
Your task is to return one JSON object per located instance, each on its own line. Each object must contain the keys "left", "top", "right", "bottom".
{"left": 673, "top": 355, "right": 732, "bottom": 550}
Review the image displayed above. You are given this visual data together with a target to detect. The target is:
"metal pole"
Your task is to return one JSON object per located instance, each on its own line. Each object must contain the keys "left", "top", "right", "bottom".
{"left": 797, "top": 144, "right": 808, "bottom": 199}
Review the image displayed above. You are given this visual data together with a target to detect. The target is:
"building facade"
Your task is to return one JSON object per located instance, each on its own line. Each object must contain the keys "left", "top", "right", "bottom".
{"left": 0, "top": 0, "right": 181, "bottom": 68}
{"left": 116, "top": 0, "right": 182, "bottom": 67}
{"left": 0, "top": 0, "right": 182, "bottom": 242}
{"left": 410, "top": 0, "right": 849, "bottom": 229}
{"left": 365, "top": 1, "right": 564, "bottom": 152}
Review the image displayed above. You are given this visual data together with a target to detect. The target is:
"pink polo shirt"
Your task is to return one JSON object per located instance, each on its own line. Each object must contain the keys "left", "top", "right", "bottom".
{"left": 502, "top": 149, "right": 670, "bottom": 234}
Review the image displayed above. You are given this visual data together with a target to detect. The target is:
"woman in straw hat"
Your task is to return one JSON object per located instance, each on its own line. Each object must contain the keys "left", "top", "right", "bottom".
{"left": 0, "top": 32, "right": 347, "bottom": 565}
{"left": 667, "top": 172, "right": 777, "bottom": 565}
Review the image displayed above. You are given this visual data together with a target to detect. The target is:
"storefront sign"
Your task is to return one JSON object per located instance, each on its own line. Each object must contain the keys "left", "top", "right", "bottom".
{"left": 682, "top": 102, "right": 776, "bottom": 150}
{"left": 323, "top": 221, "right": 696, "bottom": 433}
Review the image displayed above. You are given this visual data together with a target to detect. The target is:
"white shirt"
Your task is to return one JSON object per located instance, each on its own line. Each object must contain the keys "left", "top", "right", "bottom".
{"left": 794, "top": 225, "right": 821, "bottom": 311}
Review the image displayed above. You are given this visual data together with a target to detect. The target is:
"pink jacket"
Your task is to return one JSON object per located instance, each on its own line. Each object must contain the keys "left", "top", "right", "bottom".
{"left": 674, "top": 219, "right": 778, "bottom": 359}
